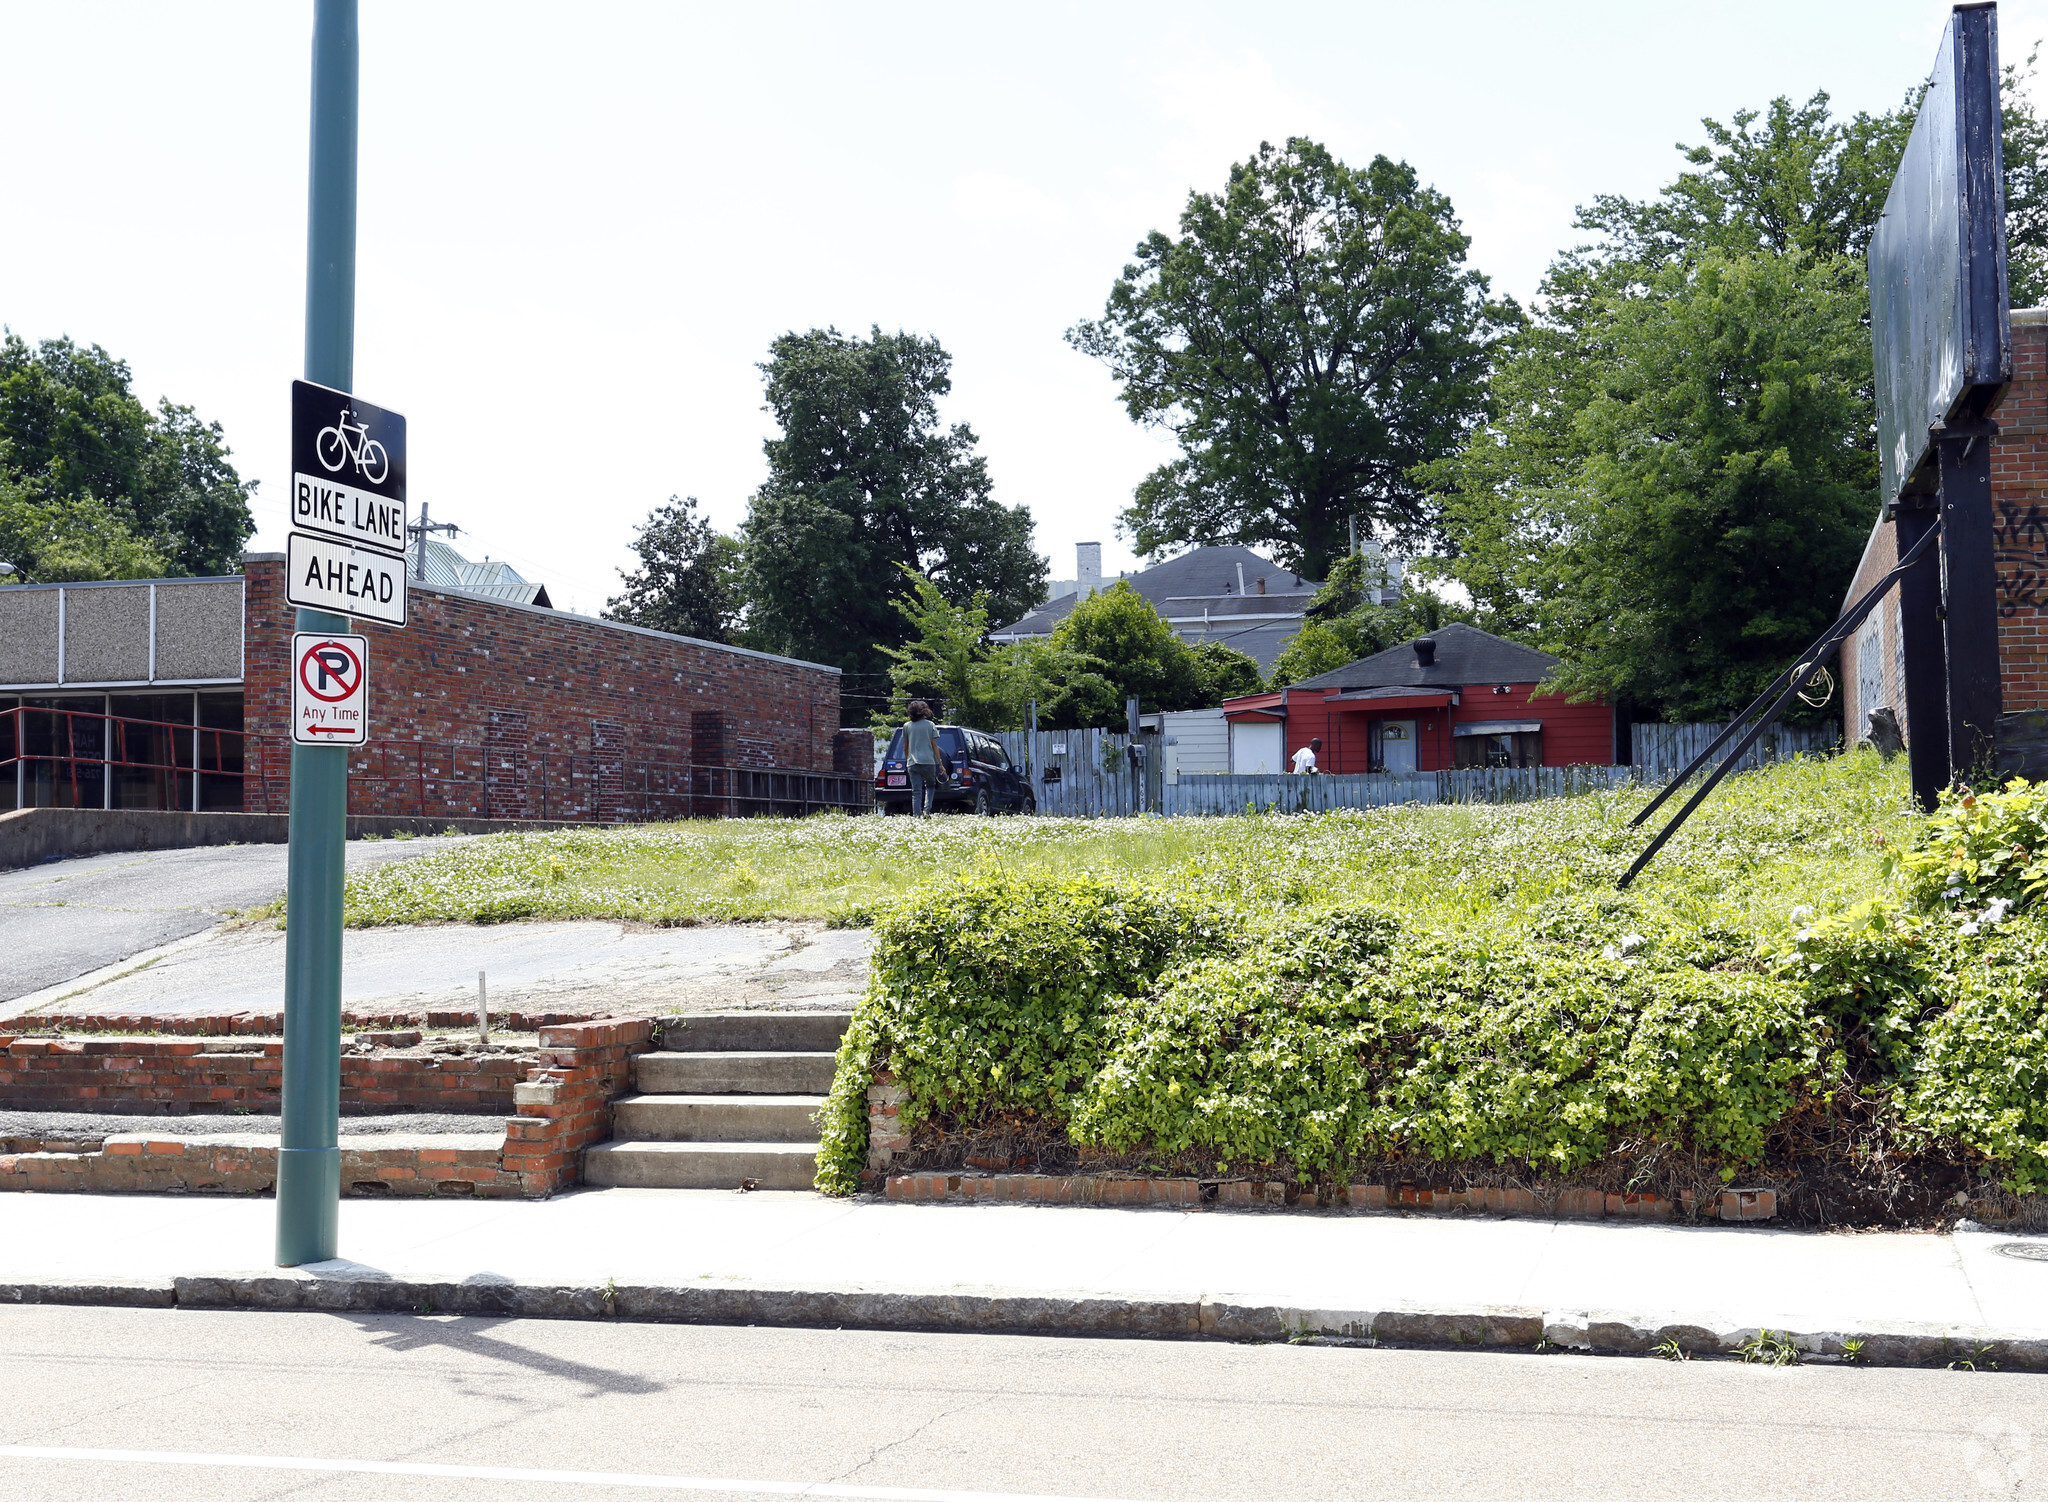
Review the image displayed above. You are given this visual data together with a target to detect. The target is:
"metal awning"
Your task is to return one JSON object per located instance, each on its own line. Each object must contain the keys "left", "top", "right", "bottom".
{"left": 1454, "top": 720, "right": 1541, "bottom": 736}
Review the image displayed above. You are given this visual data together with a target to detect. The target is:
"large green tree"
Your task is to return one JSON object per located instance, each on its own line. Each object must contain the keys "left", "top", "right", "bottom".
{"left": 1424, "top": 73, "right": 2048, "bottom": 722}
{"left": 1068, "top": 138, "right": 1514, "bottom": 579}
{"left": 739, "top": 327, "right": 1045, "bottom": 698}
{"left": 1429, "top": 250, "right": 1876, "bottom": 720}
{"left": 1564, "top": 69, "right": 2048, "bottom": 305}
{"left": 606, "top": 494, "right": 744, "bottom": 643}
{"left": 0, "top": 333, "right": 254, "bottom": 578}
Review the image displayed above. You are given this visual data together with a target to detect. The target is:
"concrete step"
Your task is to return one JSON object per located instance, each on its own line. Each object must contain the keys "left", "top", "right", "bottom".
{"left": 583, "top": 1139, "right": 818, "bottom": 1190}
{"left": 611, "top": 1093, "right": 824, "bottom": 1143}
{"left": 635, "top": 1051, "right": 837, "bottom": 1095}
{"left": 660, "top": 1013, "right": 852, "bottom": 1053}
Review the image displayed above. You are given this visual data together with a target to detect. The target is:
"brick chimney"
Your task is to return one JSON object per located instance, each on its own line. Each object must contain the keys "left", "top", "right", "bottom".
{"left": 1077, "top": 541, "right": 1102, "bottom": 599}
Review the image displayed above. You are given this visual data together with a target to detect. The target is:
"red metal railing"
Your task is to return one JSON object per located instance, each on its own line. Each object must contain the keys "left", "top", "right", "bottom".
{"left": 2, "top": 703, "right": 871, "bottom": 820}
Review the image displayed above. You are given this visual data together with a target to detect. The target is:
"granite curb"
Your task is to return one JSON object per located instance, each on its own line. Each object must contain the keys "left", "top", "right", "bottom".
{"left": 1, "top": 1271, "right": 2043, "bottom": 1368}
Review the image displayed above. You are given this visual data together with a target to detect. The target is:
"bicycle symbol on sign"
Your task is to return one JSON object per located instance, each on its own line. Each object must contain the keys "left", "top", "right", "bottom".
{"left": 315, "top": 407, "right": 389, "bottom": 485}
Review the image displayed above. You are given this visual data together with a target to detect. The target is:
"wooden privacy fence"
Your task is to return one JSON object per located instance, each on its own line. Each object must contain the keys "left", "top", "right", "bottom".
{"left": 1164, "top": 766, "right": 1637, "bottom": 815}
{"left": 993, "top": 729, "right": 1162, "bottom": 818}
{"left": 1631, "top": 721, "right": 1840, "bottom": 776}
{"left": 975, "top": 722, "right": 1839, "bottom": 820}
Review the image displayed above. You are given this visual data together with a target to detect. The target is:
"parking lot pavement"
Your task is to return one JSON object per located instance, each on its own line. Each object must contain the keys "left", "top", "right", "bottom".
{"left": 0, "top": 837, "right": 470, "bottom": 1006}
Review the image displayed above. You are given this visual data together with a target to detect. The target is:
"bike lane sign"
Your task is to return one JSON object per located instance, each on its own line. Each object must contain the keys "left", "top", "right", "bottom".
{"left": 291, "top": 632, "right": 370, "bottom": 746}
{"left": 289, "top": 380, "right": 410, "bottom": 561}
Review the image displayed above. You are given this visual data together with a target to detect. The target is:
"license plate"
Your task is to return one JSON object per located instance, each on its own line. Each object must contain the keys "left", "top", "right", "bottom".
{"left": 885, "top": 774, "right": 906, "bottom": 786}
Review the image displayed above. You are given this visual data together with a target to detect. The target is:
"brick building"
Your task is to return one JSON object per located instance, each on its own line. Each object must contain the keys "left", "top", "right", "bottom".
{"left": 1843, "top": 307, "right": 2048, "bottom": 740}
{"left": 1, "top": 552, "right": 851, "bottom": 819}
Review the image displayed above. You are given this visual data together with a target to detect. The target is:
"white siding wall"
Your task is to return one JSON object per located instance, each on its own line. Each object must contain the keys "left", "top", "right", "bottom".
{"left": 1160, "top": 709, "right": 1229, "bottom": 781}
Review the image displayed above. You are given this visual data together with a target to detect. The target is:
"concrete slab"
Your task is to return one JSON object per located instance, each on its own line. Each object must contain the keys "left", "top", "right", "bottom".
{"left": 0, "top": 836, "right": 472, "bottom": 1006}
{"left": 5, "top": 1190, "right": 2045, "bottom": 1351}
{"left": 4, "top": 915, "right": 873, "bottom": 1023}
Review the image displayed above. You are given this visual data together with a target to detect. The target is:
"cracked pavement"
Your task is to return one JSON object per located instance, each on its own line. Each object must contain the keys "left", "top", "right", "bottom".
{"left": 0, "top": 837, "right": 474, "bottom": 1006}
{"left": 1, "top": 840, "right": 872, "bottom": 1023}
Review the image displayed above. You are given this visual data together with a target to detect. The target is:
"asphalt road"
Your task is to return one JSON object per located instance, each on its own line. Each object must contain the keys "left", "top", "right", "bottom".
{"left": 1, "top": 1307, "right": 2044, "bottom": 1501}
{"left": 0, "top": 837, "right": 469, "bottom": 1005}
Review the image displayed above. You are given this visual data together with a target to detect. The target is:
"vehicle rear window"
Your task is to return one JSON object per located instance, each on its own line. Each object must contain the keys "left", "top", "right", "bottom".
{"left": 884, "top": 729, "right": 905, "bottom": 761}
{"left": 939, "top": 728, "right": 968, "bottom": 757}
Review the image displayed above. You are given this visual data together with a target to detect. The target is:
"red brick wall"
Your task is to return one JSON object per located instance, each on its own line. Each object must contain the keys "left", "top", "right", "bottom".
{"left": 241, "top": 556, "right": 841, "bottom": 815}
{"left": 0, "top": 1037, "right": 533, "bottom": 1116}
{"left": 1844, "top": 308, "right": 2048, "bottom": 736}
{"left": 0, "top": 1018, "right": 657, "bottom": 1199}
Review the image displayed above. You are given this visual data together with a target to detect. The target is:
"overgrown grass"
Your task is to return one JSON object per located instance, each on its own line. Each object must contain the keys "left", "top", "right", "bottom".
{"left": 337, "top": 751, "right": 1914, "bottom": 937}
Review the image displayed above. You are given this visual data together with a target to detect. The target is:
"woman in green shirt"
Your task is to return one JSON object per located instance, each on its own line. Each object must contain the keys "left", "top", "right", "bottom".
{"left": 901, "top": 700, "right": 948, "bottom": 816}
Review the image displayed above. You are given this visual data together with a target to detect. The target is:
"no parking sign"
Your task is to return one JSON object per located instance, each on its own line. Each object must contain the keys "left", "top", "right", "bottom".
{"left": 291, "top": 631, "right": 369, "bottom": 746}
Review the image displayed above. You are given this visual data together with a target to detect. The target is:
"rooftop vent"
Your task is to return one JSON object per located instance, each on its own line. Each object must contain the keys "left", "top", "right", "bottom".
{"left": 1414, "top": 637, "right": 1438, "bottom": 668}
{"left": 1256, "top": 575, "right": 1266, "bottom": 595}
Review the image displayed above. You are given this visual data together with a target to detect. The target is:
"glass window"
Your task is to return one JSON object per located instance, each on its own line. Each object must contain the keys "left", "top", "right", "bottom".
{"left": 938, "top": 728, "right": 968, "bottom": 758}
{"left": 1454, "top": 731, "right": 1543, "bottom": 769}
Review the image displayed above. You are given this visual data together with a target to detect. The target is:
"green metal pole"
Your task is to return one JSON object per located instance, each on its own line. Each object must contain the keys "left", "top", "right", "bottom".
{"left": 277, "top": 0, "right": 358, "bottom": 1267}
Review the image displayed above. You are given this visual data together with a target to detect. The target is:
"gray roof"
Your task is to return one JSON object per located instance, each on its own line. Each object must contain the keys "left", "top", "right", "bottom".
{"left": 1290, "top": 622, "right": 1560, "bottom": 691}
{"left": 994, "top": 545, "right": 1317, "bottom": 634}
{"left": 992, "top": 545, "right": 1319, "bottom": 670}
{"left": 409, "top": 537, "right": 553, "bottom": 608}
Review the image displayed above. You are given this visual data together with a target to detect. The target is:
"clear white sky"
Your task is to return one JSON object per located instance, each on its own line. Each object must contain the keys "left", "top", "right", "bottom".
{"left": 3, "top": 1, "right": 2041, "bottom": 611}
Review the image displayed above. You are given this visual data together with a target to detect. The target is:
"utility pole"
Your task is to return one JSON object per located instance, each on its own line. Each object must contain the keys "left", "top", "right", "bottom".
{"left": 277, "top": 0, "right": 358, "bottom": 1267}
{"left": 408, "top": 500, "right": 461, "bottom": 580}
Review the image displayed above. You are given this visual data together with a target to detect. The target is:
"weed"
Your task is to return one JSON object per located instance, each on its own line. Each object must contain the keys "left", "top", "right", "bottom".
{"left": 1651, "top": 1340, "right": 1691, "bottom": 1362}
{"left": 1947, "top": 1341, "right": 2001, "bottom": 1372}
{"left": 1841, "top": 1339, "right": 1867, "bottom": 1366}
{"left": 600, "top": 1276, "right": 619, "bottom": 1317}
{"left": 1737, "top": 1329, "right": 1802, "bottom": 1366}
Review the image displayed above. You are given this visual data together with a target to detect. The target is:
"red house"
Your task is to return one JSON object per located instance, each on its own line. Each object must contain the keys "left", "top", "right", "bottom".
{"left": 1220, "top": 624, "right": 1616, "bottom": 774}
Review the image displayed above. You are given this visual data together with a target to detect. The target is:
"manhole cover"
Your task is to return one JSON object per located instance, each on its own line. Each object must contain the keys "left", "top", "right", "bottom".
{"left": 1993, "top": 1242, "right": 2048, "bottom": 1263}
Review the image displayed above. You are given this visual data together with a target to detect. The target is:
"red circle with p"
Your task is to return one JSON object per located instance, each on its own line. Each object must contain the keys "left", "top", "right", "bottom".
{"left": 299, "top": 639, "right": 363, "bottom": 703}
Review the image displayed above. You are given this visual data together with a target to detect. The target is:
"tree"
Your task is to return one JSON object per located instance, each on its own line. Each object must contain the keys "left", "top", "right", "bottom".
{"left": 0, "top": 332, "right": 254, "bottom": 576}
{"left": 1189, "top": 640, "right": 1264, "bottom": 701}
{"left": 606, "top": 494, "right": 742, "bottom": 642}
{"left": 1268, "top": 551, "right": 1475, "bottom": 688}
{"left": 1563, "top": 69, "right": 2048, "bottom": 303}
{"left": 874, "top": 569, "right": 1002, "bottom": 730}
{"left": 1068, "top": 138, "right": 1515, "bottom": 579}
{"left": 0, "top": 477, "right": 169, "bottom": 582}
{"left": 1429, "top": 251, "right": 1874, "bottom": 719}
{"left": 1046, "top": 582, "right": 1208, "bottom": 715}
{"left": 739, "top": 327, "right": 1045, "bottom": 695}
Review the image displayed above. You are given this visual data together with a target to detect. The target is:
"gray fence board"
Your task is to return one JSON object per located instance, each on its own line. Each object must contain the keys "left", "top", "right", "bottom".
{"left": 1631, "top": 721, "right": 1840, "bottom": 776}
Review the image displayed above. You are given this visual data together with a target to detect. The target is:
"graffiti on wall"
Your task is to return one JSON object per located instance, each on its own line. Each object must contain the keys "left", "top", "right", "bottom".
{"left": 1995, "top": 500, "right": 2048, "bottom": 615}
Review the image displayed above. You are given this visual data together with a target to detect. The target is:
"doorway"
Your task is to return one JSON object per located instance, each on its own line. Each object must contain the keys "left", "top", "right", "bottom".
{"left": 1373, "top": 719, "right": 1417, "bottom": 773}
{"left": 1229, "top": 720, "right": 1283, "bottom": 774}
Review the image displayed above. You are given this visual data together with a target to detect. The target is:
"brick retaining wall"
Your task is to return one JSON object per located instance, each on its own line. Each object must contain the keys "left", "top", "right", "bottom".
{"left": 0, "top": 1036, "right": 535, "bottom": 1116}
{"left": 0, "top": 1017, "right": 656, "bottom": 1198}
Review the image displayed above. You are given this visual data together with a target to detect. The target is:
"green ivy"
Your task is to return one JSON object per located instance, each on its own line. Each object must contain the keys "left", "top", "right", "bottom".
{"left": 810, "top": 868, "right": 1240, "bottom": 1192}
{"left": 1072, "top": 914, "right": 1813, "bottom": 1180}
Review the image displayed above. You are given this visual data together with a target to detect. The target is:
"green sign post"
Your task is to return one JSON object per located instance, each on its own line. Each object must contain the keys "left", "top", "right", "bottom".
{"left": 276, "top": 0, "right": 360, "bottom": 1267}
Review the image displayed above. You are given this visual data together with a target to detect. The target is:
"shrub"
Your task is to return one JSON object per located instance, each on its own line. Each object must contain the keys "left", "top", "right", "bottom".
{"left": 1886, "top": 779, "right": 2048, "bottom": 914}
{"left": 1899, "top": 919, "right": 2048, "bottom": 1193}
{"left": 811, "top": 868, "right": 1239, "bottom": 1192}
{"left": 1072, "top": 910, "right": 1815, "bottom": 1180}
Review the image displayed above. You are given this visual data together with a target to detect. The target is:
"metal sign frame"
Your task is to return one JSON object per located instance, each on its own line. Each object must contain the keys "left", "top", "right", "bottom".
{"left": 290, "top": 631, "right": 369, "bottom": 746}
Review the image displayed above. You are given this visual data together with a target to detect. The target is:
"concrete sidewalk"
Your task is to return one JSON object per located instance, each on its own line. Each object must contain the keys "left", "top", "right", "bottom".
{"left": 4, "top": 1188, "right": 2047, "bottom": 1365}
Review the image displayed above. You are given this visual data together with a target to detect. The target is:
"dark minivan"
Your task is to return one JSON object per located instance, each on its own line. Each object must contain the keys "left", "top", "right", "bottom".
{"left": 875, "top": 725, "right": 1034, "bottom": 815}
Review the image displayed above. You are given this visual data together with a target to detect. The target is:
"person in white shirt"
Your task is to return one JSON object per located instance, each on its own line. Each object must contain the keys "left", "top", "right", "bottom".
{"left": 1290, "top": 737, "right": 1321, "bottom": 774}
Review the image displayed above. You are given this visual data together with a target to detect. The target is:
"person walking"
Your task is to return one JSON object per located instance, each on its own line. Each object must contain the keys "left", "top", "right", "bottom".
{"left": 901, "top": 700, "right": 948, "bottom": 816}
{"left": 1291, "top": 736, "right": 1322, "bottom": 775}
